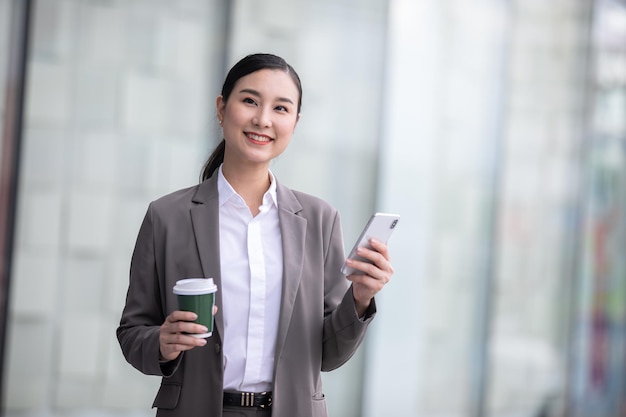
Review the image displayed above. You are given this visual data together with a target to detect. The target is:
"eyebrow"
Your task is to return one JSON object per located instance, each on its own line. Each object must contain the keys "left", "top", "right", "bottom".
{"left": 238, "top": 88, "right": 295, "bottom": 105}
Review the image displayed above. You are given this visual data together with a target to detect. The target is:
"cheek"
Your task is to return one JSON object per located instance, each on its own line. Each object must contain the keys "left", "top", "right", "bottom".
{"left": 226, "top": 109, "right": 247, "bottom": 126}
{"left": 277, "top": 128, "right": 294, "bottom": 141}
{"left": 278, "top": 118, "right": 298, "bottom": 136}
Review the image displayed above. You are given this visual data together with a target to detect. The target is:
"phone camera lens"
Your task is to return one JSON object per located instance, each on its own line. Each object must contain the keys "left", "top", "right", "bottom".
{"left": 390, "top": 219, "right": 398, "bottom": 228}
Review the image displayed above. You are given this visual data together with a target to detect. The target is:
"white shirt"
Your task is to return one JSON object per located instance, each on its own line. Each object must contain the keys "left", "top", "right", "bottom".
{"left": 217, "top": 166, "right": 283, "bottom": 392}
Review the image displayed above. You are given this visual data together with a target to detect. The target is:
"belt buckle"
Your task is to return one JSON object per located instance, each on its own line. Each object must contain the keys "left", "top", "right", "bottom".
{"left": 259, "top": 391, "right": 272, "bottom": 409}
{"left": 240, "top": 392, "right": 254, "bottom": 407}
{"left": 238, "top": 391, "right": 271, "bottom": 408}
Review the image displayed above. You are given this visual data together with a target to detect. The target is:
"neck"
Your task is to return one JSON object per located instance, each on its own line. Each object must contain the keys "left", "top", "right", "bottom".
{"left": 221, "top": 162, "right": 271, "bottom": 215}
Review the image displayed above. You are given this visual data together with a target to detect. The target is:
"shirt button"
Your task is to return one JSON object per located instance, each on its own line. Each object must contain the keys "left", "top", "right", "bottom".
{"left": 215, "top": 343, "right": 221, "bottom": 354}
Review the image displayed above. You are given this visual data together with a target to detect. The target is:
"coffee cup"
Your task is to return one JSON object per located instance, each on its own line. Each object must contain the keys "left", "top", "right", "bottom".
{"left": 173, "top": 278, "right": 217, "bottom": 338}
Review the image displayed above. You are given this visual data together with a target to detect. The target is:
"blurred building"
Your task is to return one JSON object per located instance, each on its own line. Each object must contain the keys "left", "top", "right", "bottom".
{"left": 0, "top": 0, "right": 624, "bottom": 417}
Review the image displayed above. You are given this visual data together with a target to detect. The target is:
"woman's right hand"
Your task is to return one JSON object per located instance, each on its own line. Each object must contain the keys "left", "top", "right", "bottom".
{"left": 159, "top": 307, "right": 217, "bottom": 361}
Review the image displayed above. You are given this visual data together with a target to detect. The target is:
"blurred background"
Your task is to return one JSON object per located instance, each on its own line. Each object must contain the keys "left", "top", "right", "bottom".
{"left": 0, "top": 0, "right": 625, "bottom": 416}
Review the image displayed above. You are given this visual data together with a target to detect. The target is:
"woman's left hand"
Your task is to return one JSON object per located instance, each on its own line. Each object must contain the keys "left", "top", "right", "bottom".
{"left": 345, "top": 238, "right": 394, "bottom": 317}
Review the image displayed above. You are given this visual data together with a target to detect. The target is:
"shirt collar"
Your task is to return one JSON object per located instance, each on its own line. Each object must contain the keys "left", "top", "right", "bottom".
{"left": 266, "top": 170, "right": 278, "bottom": 207}
{"left": 217, "top": 164, "right": 278, "bottom": 209}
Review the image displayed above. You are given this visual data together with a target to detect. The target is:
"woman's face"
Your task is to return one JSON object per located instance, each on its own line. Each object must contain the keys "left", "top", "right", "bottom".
{"left": 217, "top": 69, "right": 300, "bottom": 169}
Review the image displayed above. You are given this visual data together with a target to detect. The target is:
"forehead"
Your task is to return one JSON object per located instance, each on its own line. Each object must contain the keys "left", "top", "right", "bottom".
{"left": 234, "top": 69, "right": 300, "bottom": 100}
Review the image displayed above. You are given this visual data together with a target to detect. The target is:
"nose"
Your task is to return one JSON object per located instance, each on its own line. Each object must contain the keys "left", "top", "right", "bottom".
{"left": 253, "top": 107, "right": 272, "bottom": 128}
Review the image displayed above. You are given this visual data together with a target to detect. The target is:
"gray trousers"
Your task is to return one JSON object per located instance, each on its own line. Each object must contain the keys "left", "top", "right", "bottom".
{"left": 223, "top": 407, "right": 272, "bottom": 417}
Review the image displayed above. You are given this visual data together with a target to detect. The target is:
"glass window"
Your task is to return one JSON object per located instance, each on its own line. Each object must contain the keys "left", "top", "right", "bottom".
{"left": 570, "top": 1, "right": 626, "bottom": 416}
{"left": 5, "top": 1, "right": 225, "bottom": 414}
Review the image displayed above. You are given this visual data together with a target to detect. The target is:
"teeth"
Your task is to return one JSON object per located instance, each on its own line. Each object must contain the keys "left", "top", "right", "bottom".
{"left": 247, "top": 133, "right": 271, "bottom": 142}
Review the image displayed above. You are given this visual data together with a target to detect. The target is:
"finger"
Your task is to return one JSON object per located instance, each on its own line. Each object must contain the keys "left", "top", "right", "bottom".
{"left": 368, "top": 238, "right": 390, "bottom": 260}
{"left": 161, "top": 338, "right": 205, "bottom": 355}
{"left": 163, "top": 331, "right": 208, "bottom": 346}
{"left": 346, "top": 259, "right": 393, "bottom": 287}
{"left": 160, "top": 330, "right": 207, "bottom": 353}
{"left": 344, "top": 258, "right": 377, "bottom": 277}
{"left": 167, "top": 310, "right": 198, "bottom": 323}
{"left": 160, "top": 338, "right": 205, "bottom": 361}
{"left": 355, "top": 246, "right": 387, "bottom": 269}
{"left": 159, "top": 327, "right": 207, "bottom": 361}
{"left": 163, "top": 311, "right": 208, "bottom": 335}
{"left": 348, "top": 273, "right": 388, "bottom": 290}
{"left": 164, "top": 320, "right": 209, "bottom": 336}
{"left": 345, "top": 257, "right": 391, "bottom": 279}
{"left": 359, "top": 246, "right": 394, "bottom": 276}
{"left": 213, "top": 305, "right": 218, "bottom": 316}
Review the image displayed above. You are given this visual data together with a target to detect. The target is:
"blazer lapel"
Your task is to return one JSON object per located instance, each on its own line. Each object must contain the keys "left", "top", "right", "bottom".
{"left": 190, "top": 174, "right": 224, "bottom": 341}
{"left": 274, "top": 183, "right": 306, "bottom": 361}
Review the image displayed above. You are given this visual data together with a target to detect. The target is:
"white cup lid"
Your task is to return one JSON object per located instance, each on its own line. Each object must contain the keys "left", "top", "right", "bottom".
{"left": 173, "top": 278, "right": 217, "bottom": 295}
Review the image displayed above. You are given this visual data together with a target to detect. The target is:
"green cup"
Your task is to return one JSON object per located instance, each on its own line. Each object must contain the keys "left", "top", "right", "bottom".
{"left": 173, "top": 278, "right": 217, "bottom": 338}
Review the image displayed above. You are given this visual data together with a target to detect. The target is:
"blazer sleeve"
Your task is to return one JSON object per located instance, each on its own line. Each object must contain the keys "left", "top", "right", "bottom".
{"left": 116, "top": 204, "right": 172, "bottom": 377}
{"left": 320, "top": 211, "right": 376, "bottom": 371}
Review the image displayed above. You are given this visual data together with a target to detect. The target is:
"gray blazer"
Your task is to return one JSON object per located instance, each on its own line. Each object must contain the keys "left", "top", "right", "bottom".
{"left": 117, "top": 173, "right": 375, "bottom": 417}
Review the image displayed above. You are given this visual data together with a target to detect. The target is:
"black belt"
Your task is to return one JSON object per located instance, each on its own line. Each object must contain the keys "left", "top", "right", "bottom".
{"left": 223, "top": 391, "right": 272, "bottom": 409}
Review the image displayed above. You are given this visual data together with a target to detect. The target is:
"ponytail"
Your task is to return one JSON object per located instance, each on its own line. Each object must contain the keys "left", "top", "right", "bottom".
{"left": 200, "top": 139, "right": 225, "bottom": 182}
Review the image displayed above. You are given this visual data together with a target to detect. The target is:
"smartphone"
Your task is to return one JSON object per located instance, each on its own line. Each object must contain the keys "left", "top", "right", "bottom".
{"left": 341, "top": 212, "right": 400, "bottom": 275}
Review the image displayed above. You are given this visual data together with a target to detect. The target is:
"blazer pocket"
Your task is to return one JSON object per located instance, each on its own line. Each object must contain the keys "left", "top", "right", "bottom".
{"left": 152, "top": 381, "right": 181, "bottom": 410}
{"left": 312, "top": 391, "right": 328, "bottom": 415}
{"left": 312, "top": 391, "right": 325, "bottom": 401}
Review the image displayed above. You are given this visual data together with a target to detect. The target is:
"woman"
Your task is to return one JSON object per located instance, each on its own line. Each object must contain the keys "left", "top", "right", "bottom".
{"left": 117, "top": 53, "right": 394, "bottom": 417}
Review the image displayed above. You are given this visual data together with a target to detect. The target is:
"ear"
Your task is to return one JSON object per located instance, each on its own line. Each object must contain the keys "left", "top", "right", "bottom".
{"left": 294, "top": 113, "right": 301, "bottom": 129}
{"left": 216, "top": 96, "right": 225, "bottom": 124}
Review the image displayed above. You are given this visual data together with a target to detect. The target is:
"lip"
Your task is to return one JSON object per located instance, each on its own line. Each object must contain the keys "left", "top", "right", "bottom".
{"left": 245, "top": 132, "right": 274, "bottom": 144}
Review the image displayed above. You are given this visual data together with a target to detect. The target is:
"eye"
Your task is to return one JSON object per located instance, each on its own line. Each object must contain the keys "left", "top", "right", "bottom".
{"left": 243, "top": 97, "right": 257, "bottom": 105}
{"left": 275, "top": 105, "right": 288, "bottom": 112}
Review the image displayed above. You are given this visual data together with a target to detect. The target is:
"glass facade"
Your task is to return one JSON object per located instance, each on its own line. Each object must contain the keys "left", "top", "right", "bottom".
{"left": 4, "top": 0, "right": 226, "bottom": 413}
{"left": 0, "top": 1, "right": 625, "bottom": 417}
{"left": 570, "top": 1, "right": 626, "bottom": 417}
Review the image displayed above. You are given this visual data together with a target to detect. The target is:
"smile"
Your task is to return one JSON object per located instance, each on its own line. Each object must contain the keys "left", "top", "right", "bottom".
{"left": 246, "top": 132, "right": 273, "bottom": 143}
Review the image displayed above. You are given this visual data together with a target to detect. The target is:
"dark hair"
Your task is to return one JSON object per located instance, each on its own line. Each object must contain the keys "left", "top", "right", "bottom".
{"left": 200, "top": 53, "right": 303, "bottom": 181}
